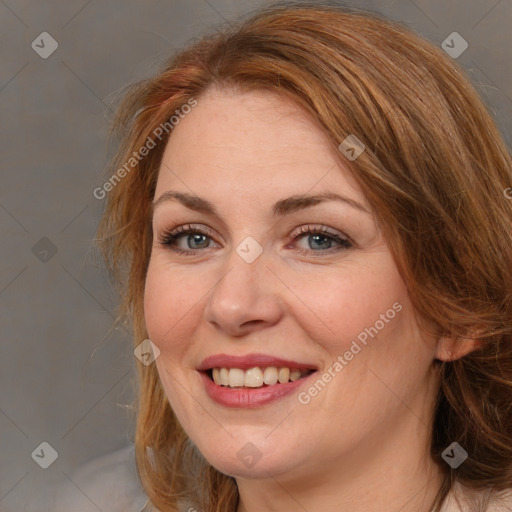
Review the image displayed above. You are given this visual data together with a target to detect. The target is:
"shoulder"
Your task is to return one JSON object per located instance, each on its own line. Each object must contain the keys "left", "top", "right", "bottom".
{"left": 54, "top": 445, "right": 150, "bottom": 512}
{"left": 441, "top": 482, "right": 512, "bottom": 512}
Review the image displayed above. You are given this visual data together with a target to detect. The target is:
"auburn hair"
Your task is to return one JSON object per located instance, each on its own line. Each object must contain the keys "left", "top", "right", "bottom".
{"left": 97, "top": 3, "right": 512, "bottom": 511}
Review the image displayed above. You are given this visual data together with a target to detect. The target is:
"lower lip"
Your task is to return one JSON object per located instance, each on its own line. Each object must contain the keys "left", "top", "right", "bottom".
{"left": 199, "top": 371, "right": 317, "bottom": 408}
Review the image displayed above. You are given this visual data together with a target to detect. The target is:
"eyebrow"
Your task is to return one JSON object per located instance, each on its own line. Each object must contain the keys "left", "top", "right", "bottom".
{"left": 151, "top": 191, "right": 370, "bottom": 217}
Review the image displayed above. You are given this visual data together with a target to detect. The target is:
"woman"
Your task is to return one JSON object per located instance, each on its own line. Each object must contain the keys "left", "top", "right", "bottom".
{"left": 97, "top": 3, "right": 512, "bottom": 511}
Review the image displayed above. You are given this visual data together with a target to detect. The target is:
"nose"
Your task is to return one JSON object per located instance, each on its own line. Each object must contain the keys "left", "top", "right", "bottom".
{"left": 204, "top": 245, "right": 284, "bottom": 337}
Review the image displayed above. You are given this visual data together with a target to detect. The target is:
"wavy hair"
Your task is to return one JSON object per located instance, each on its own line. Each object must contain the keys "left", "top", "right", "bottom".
{"left": 97, "top": 3, "right": 512, "bottom": 511}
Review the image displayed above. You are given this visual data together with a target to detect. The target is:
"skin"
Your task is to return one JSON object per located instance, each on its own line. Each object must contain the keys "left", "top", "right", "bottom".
{"left": 144, "top": 87, "right": 478, "bottom": 512}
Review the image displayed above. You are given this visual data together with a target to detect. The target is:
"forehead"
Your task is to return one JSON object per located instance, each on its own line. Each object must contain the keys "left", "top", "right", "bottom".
{"left": 155, "top": 87, "right": 366, "bottom": 209}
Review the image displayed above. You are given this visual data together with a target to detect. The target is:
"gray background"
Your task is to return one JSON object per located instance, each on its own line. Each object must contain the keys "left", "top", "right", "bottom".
{"left": 1, "top": 0, "right": 510, "bottom": 510}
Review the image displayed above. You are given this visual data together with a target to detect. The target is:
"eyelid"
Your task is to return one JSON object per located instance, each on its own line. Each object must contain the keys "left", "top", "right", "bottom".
{"left": 159, "top": 223, "right": 213, "bottom": 235}
{"left": 288, "top": 224, "right": 353, "bottom": 253}
{"left": 158, "top": 223, "right": 218, "bottom": 243}
{"left": 289, "top": 224, "right": 349, "bottom": 241}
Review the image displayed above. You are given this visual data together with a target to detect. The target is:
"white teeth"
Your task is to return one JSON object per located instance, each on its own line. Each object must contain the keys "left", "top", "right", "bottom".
{"left": 210, "top": 366, "right": 312, "bottom": 388}
{"left": 244, "top": 367, "right": 264, "bottom": 387}
{"left": 219, "top": 368, "right": 229, "bottom": 386}
{"left": 278, "top": 367, "right": 290, "bottom": 384}
{"left": 228, "top": 368, "right": 245, "bottom": 387}
{"left": 263, "top": 367, "right": 278, "bottom": 385}
{"left": 289, "top": 369, "right": 302, "bottom": 382}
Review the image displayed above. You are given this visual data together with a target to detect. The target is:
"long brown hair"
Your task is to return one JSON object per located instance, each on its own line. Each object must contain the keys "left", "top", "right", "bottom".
{"left": 97, "top": 3, "right": 512, "bottom": 511}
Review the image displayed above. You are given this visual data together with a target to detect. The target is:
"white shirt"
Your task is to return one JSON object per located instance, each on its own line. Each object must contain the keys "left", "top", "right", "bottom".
{"left": 440, "top": 481, "right": 512, "bottom": 512}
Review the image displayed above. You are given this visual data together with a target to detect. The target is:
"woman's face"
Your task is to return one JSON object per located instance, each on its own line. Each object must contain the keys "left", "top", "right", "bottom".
{"left": 144, "top": 87, "right": 440, "bottom": 481}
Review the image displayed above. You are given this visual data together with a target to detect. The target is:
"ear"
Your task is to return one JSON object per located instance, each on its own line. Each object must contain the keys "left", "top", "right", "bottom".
{"left": 435, "top": 335, "right": 483, "bottom": 362}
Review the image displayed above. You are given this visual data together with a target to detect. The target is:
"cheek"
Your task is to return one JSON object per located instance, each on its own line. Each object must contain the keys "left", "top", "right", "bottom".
{"left": 287, "top": 257, "right": 408, "bottom": 356}
{"left": 143, "top": 261, "right": 205, "bottom": 352}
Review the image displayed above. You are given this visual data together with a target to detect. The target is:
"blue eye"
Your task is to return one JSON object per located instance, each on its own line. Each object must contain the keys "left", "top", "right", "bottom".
{"left": 158, "top": 225, "right": 217, "bottom": 254}
{"left": 158, "top": 224, "right": 352, "bottom": 256}
{"left": 181, "top": 233, "right": 210, "bottom": 249}
{"left": 291, "top": 225, "right": 352, "bottom": 255}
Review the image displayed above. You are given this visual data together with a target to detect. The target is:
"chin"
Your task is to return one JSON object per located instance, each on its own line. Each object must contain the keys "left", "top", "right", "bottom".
{"left": 207, "top": 450, "right": 298, "bottom": 480}
{"left": 191, "top": 430, "right": 306, "bottom": 479}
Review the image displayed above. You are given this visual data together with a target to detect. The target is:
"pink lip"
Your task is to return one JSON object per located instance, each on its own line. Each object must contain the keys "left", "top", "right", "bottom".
{"left": 199, "top": 370, "right": 317, "bottom": 408}
{"left": 197, "top": 353, "right": 319, "bottom": 408}
{"left": 197, "top": 353, "right": 318, "bottom": 371}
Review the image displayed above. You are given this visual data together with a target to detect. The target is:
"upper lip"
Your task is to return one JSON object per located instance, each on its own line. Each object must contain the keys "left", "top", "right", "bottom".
{"left": 197, "top": 353, "right": 319, "bottom": 371}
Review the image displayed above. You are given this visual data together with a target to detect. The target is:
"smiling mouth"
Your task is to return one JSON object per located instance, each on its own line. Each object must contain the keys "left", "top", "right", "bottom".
{"left": 205, "top": 366, "right": 316, "bottom": 388}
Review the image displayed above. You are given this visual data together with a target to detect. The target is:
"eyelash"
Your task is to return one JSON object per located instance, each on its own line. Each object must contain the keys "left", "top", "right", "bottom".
{"left": 157, "top": 224, "right": 352, "bottom": 256}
